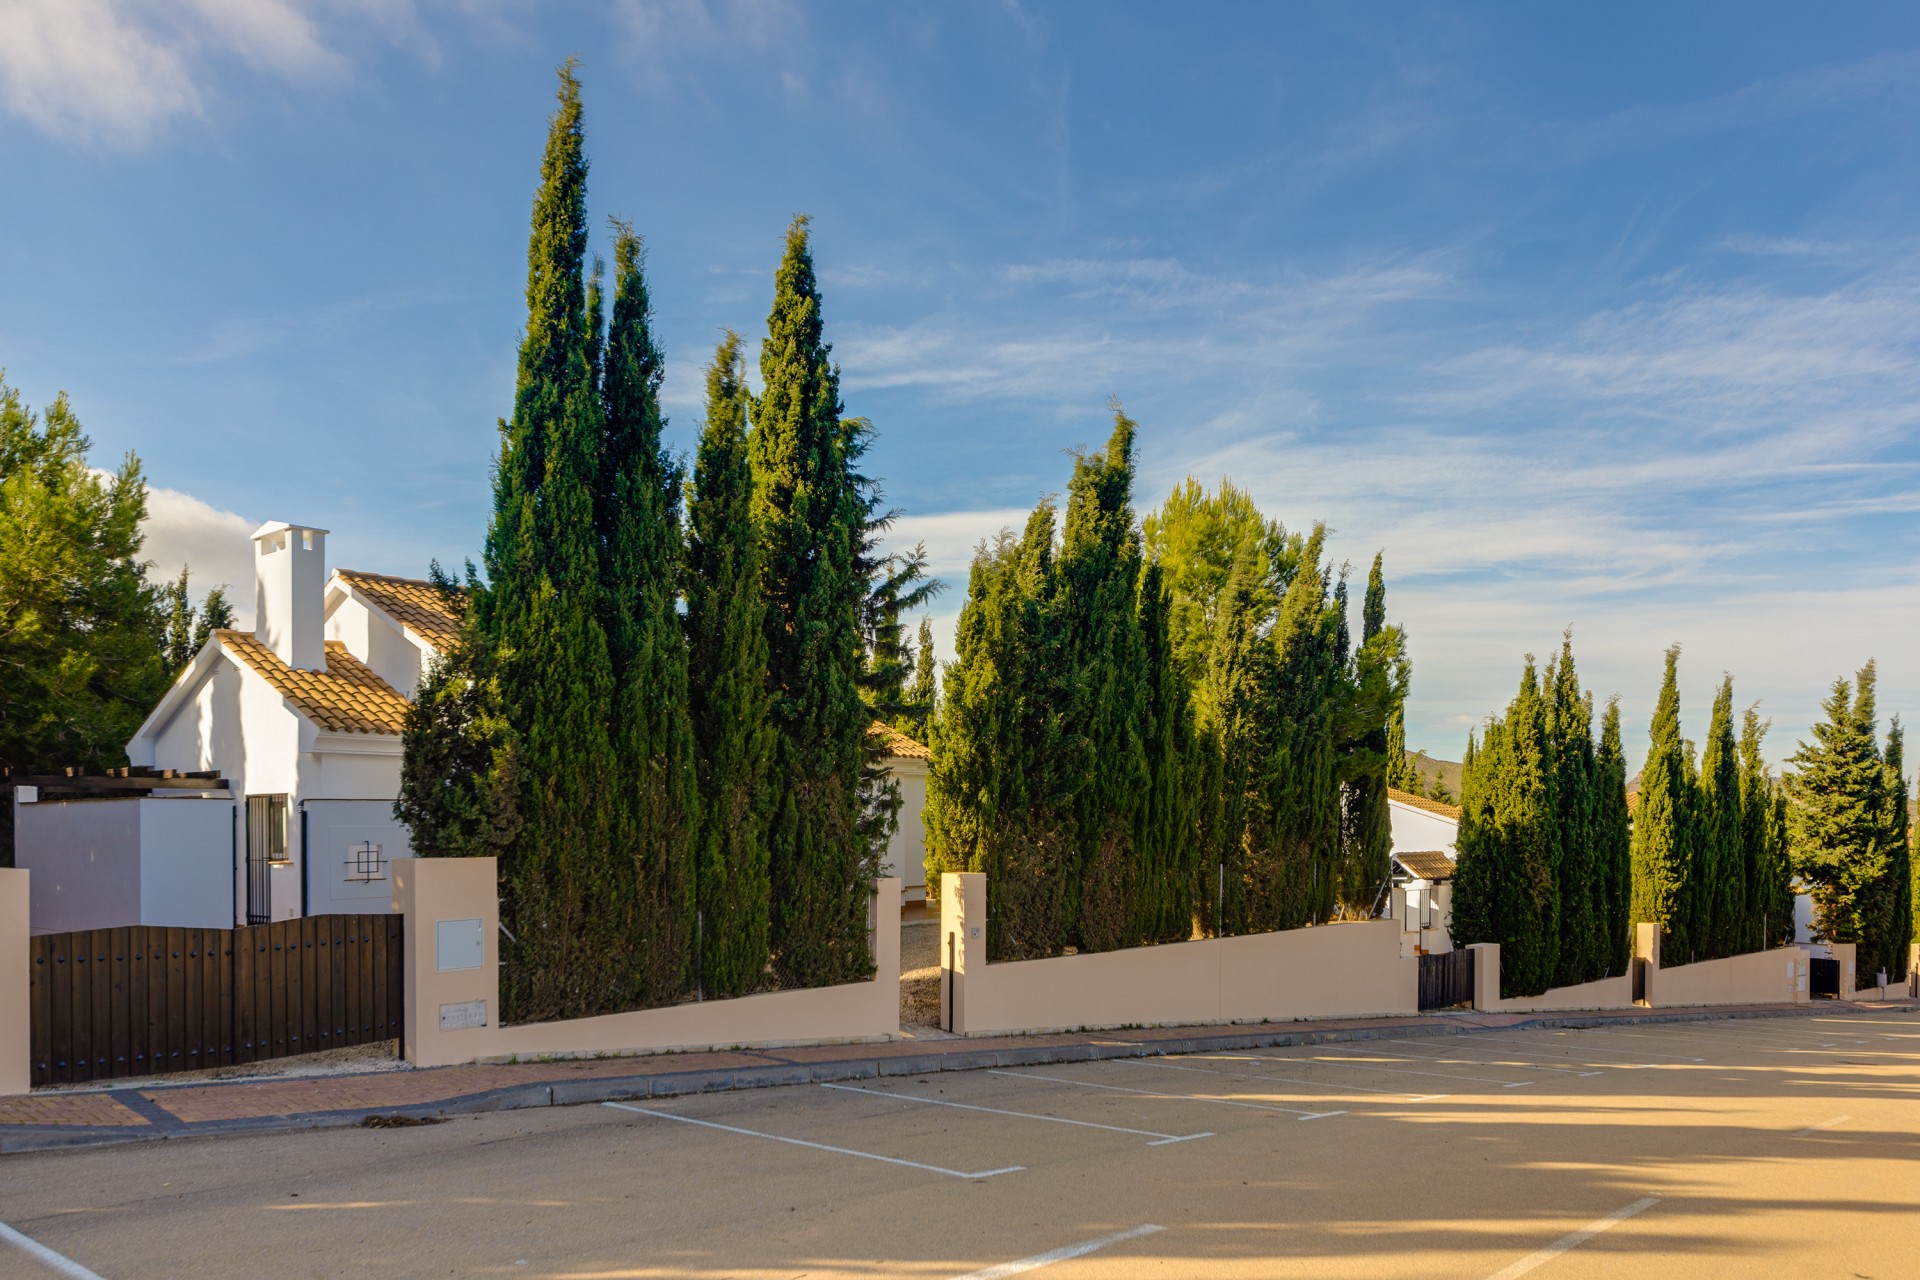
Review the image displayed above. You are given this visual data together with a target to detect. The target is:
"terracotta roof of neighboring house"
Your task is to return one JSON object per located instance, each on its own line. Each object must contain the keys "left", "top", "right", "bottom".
{"left": 1386, "top": 788, "right": 1462, "bottom": 821}
{"left": 1394, "top": 849, "right": 1457, "bottom": 881}
{"left": 869, "top": 721, "right": 931, "bottom": 759}
{"left": 335, "top": 569, "right": 463, "bottom": 650}
{"left": 1626, "top": 789, "right": 1640, "bottom": 815}
{"left": 218, "top": 630, "right": 413, "bottom": 735}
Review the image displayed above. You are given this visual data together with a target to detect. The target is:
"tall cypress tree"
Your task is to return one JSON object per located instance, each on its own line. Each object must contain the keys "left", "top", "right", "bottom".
{"left": 1196, "top": 547, "right": 1267, "bottom": 937}
{"left": 597, "top": 222, "right": 699, "bottom": 1006}
{"left": 1056, "top": 409, "right": 1150, "bottom": 952}
{"left": 1451, "top": 659, "right": 1558, "bottom": 997}
{"left": 900, "top": 617, "right": 938, "bottom": 742}
{"left": 1544, "top": 634, "right": 1594, "bottom": 986}
{"left": 752, "top": 216, "right": 875, "bottom": 987}
{"left": 686, "top": 333, "right": 775, "bottom": 997}
{"left": 1340, "top": 553, "right": 1402, "bottom": 917}
{"left": 1737, "top": 707, "right": 1790, "bottom": 952}
{"left": 1696, "top": 677, "right": 1743, "bottom": 961}
{"left": 1631, "top": 646, "right": 1694, "bottom": 964}
{"left": 1134, "top": 558, "right": 1195, "bottom": 944}
{"left": 462, "top": 61, "right": 622, "bottom": 1023}
{"left": 1594, "top": 697, "right": 1632, "bottom": 975}
{"left": 1885, "top": 721, "right": 1913, "bottom": 981}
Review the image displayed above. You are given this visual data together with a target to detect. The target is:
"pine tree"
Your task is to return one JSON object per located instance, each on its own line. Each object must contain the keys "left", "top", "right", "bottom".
{"left": 1784, "top": 665, "right": 1892, "bottom": 971}
{"left": 1594, "top": 697, "right": 1632, "bottom": 974}
{"left": 751, "top": 215, "right": 875, "bottom": 987}
{"left": 1631, "top": 646, "right": 1696, "bottom": 963}
{"left": 1544, "top": 633, "right": 1595, "bottom": 985}
{"left": 862, "top": 543, "right": 942, "bottom": 727}
{"left": 1056, "top": 408, "right": 1150, "bottom": 952}
{"left": 686, "top": 333, "right": 775, "bottom": 997}
{"left": 900, "top": 617, "right": 937, "bottom": 742}
{"left": 598, "top": 221, "right": 699, "bottom": 1006}
{"left": 0, "top": 377, "right": 170, "bottom": 866}
{"left": 1696, "top": 677, "right": 1743, "bottom": 960}
{"left": 1450, "top": 659, "right": 1558, "bottom": 997}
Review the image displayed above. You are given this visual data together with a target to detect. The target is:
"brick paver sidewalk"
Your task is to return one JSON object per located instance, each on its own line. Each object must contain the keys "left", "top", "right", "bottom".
{"left": 3, "top": 1000, "right": 1911, "bottom": 1154}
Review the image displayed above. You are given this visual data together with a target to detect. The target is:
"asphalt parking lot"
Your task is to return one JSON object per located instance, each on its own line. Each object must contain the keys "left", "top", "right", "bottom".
{"left": 3, "top": 1011, "right": 1918, "bottom": 1279}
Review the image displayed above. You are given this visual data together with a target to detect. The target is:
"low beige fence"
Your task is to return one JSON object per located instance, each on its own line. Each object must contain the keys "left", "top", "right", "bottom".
{"left": 393, "top": 858, "right": 900, "bottom": 1068}
{"left": 938, "top": 872, "right": 1418, "bottom": 1036}
{"left": 1469, "top": 924, "right": 1824, "bottom": 1014}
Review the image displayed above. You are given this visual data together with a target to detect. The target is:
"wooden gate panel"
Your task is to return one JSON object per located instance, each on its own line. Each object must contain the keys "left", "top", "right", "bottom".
{"left": 27, "top": 915, "right": 402, "bottom": 1088}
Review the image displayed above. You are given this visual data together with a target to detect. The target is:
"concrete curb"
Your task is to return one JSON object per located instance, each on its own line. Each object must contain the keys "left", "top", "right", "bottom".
{"left": 3, "top": 1001, "right": 1912, "bottom": 1156}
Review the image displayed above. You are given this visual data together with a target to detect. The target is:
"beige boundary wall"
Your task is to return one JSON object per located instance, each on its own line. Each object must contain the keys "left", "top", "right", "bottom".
{"left": 1634, "top": 922, "right": 1813, "bottom": 1008}
{"left": 939, "top": 872, "right": 1417, "bottom": 1037}
{"left": 1466, "top": 943, "right": 1633, "bottom": 1013}
{"left": 392, "top": 858, "right": 901, "bottom": 1068}
{"left": 1, "top": 870, "right": 27, "bottom": 1096}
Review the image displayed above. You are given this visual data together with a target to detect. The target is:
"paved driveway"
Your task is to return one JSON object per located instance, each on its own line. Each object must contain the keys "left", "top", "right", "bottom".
{"left": 2, "top": 1012, "right": 1917, "bottom": 1279}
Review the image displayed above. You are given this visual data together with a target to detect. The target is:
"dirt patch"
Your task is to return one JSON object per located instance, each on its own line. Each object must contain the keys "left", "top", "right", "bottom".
{"left": 36, "top": 1040, "right": 409, "bottom": 1094}
{"left": 900, "top": 921, "right": 941, "bottom": 1027}
{"left": 361, "top": 1113, "right": 446, "bottom": 1129}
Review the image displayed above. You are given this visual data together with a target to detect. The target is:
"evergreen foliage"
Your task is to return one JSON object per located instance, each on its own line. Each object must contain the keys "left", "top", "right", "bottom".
{"left": 1784, "top": 664, "right": 1909, "bottom": 981}
{"left": 1543, "top": 635, "right": 1595, "bottom": 985}
{"left": 1594, "top": 698, "right": 1633, "bottom": 974}
{"left": 751, "top": 215, "right": 876, "bottom": 987}
{"left": 900, "top": 617, "right": 938, "bottom": 742}
{"left": 1631, "top": 646, "right": 1696, "bottom": 963}
{"left": 157, "top": 568, "right": 233, "bottom": 676}
{"left": 1134, "top": 558, "right": 1197, "bottom": 943}
{"left": 1451, "top": 659, "right": 1558, "bottom": 997}
{"left": 599, "top": 221, "right": 699, "bottom": 1007}
{"left": 1339, "top": 553, "right": 1407, "bottom": 917}
{"left": 1737, "top": 707, "right": 1793, "bottom": 952}
{"left": 686, "top": 333, "right": 775, "bottom": 997}
{"left": 862, "top": 542, "right": 943, "bottom": 731}
{"left": 1696, "top": 677, "right": 1744, "bottom": 960}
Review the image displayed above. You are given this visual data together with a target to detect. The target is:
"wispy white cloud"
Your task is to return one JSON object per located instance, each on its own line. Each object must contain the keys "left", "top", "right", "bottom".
{"left": 131, "top": 478, "right": 258, "bottom": 626}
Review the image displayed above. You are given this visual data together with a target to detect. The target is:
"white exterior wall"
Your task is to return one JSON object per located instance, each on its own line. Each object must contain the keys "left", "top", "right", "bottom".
{"left": 884, "top": 755, "right": 930, "bottom": 901}
{"left": 1391, "top": 879, "right": 1453, "bottom": 957}
{"left": 15, "top": 796, "right": 232, "bottom": 931}
{"left": 1389, "top": 801, "right": 1458, "bottom": 856}
{"left": 303, "top": 799, "right": 409, "bottom": 915}
{"left": 324, "top": 588, "right": 432, "bottom": 700}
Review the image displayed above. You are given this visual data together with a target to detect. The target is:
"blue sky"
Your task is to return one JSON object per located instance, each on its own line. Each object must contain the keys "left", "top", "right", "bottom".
{"left": 3, "top": 2, "right": 1918, "bottom": 769}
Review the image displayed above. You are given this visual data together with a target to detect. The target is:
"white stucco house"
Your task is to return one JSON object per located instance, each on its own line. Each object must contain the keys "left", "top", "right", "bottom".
{"left": 16, "top": 517, "right": 934, "bottom": 932}
{"left": 1387, "top": 787, "right": 1460, "bottom": 956}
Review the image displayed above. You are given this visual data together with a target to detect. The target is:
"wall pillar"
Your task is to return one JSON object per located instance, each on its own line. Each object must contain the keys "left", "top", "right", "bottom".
{"left": 0, "top": 869, "right": 27, "bottom": 1095}
{"left": 1829, "top": 941, "right": 1857, "bottom": 1000}
{"left": 941, "top": 872, "right": 986, "bottom": 1035}
{"left": 1465, "top": 942, "right": 1500, "bottom": 1012}
{"left": 391, "top": 856, "right": 499, "bottom": 1068}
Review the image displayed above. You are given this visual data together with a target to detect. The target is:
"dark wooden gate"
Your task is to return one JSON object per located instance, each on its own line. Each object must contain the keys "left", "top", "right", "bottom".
{"left": 28, "top": 915, "right": 403, "bottom": 1087}
{"left": 1418, "top": 948, "right": 1475, "bottom": 1010}
{"left": 1809, "top": 956, "right": 1841, "bottom": 998}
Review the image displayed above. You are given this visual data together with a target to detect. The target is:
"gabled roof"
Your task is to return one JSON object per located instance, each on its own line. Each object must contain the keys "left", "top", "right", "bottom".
{"left": 1393, "top": 849, "right": 1457, "bottom": 882}
{"left": 218, "top": 631, "right": 413, "bottom": 735}
{"left": 1387, "top": 788, "right": 1462, "bottom": 821}
{"left": 333, "top": 569, "right": 463, "bottom": 651}
{"left": 869, "top": 721, "right": 930, "bottom": 760}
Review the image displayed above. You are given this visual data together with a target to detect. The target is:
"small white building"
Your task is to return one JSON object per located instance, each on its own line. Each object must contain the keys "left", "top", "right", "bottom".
{"left": 871, "top": 723, "right": 931, "bottom": 902}
{"left": 16, "top": 516, "right": 936, "bottom": 932}
{"left": 1386, "top": 788, "right": 1460, "bottom": 955}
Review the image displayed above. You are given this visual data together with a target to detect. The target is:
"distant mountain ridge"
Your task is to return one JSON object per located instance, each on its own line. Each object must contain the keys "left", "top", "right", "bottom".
{"left": 1401, "top": 750, "right": 1463, "bottom": 802}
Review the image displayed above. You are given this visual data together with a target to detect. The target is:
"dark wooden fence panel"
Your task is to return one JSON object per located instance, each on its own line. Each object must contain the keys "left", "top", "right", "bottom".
{"left": 1810, "top": 956, "right": 1840, "bottom": 998}
{"left": 1418, "top": 948, "right": 1475, "bottom": 1010}
{"left": 26, "top": 915, "right": 402, "bottom": 1088}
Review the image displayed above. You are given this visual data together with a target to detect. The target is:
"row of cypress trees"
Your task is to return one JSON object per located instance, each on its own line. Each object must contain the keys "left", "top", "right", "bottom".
{"left": 1628, "top": 647, "right": 1795, "bottom": 968}
{"left": 1452, "top": 636, "right": 1633, "bottom": 998}
{"left": 1782, "top": 661, "right": 1912, "bottom": 984}
{"left": 396, "top": 65, "right": 888, "bottom": 1022}
{"left": 924, "top": 434, "right": 1409, "bottom": 959}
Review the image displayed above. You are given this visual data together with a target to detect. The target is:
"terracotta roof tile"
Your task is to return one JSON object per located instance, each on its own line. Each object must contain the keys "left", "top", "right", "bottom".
{"left": 1387, "top": 788, "right": 1462, "bottom": 821}
{"left": 334, "top": 569, "right": 463, "bottom": 650}
{"left": 1394, "top": 849, "right": 1457, "bottom": 881}
{"left": 869, "top": 721, "right": 931, "bottom": 759}
{"left": 218, "top": 631, "right": 413, "bottom": 735}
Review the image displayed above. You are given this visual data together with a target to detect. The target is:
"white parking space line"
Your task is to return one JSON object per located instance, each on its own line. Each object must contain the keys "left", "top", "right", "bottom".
{"left": 1482, "top": 1196, "right": 1658, "bottom": 1280}
{"left": 1285, "top": 1048, "right": 1535, "bottom": 1087}
{"left": 1122, "top": 1056, "right": 1447, "bottom": 1101}
{"left": 1471, "top": 1033, "right": 1703, "bottom": 1063}
{"left": 0, "top": 1221, "right": 105, "bottom": 1280}
{"left": 818, "top": 1082, "right": 1213, "bottom": 1145}
{"left": 1790, "top": 1115, "right": 1851, "bottom": 1138}
{"left": 1376, "top": 1039, "right": 1612, "bottom": 1075}
{"left": 988, "top": 1069, "right": 1345, "bottom": 1119}
{"left": 949, "top": 1224, "right": 1165, "bottom": 1280}
{"left": 601, "top": 1101, "right": 1025, "bottom": 1179}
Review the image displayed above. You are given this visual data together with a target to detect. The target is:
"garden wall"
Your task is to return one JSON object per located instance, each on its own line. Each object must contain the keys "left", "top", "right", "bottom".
{"left": 393, "top": 858, "right": 901, "bottom": 1068}
{"left": 1466, "top": 943, "right": 1633, "bottom": 1013}
{"left": 939, "top": 872, "right": 1418, "bottom": 1036}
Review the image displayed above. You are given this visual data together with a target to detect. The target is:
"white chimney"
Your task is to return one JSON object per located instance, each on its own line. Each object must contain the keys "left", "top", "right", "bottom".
{"left": 252, "top": 520, "right": 329, "bottom": 671}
